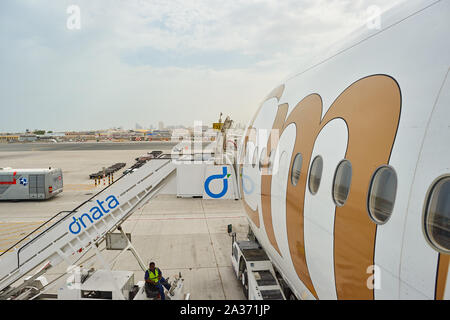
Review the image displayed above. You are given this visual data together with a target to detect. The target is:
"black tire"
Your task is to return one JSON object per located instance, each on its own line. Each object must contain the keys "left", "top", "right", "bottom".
{"left": 281, "top": 281, "right": 297, "bottom": 300}
{"left": 288, "top": 291, "right": 297, "bottom": 300}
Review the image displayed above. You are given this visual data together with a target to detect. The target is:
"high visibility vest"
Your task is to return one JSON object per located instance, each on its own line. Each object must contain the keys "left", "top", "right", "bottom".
{"left": 147, "top": 268, "right": 159, "bottom": 283}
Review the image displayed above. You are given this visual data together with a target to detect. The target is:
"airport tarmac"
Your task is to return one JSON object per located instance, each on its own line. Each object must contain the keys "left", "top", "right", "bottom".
{"left": 0, "top": 145, "right": 248, "bottom": 299}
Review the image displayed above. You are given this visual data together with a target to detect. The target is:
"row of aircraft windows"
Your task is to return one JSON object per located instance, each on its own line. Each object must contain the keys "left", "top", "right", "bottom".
{"left": 246, "top": 147, "right": 449, "bottom": 254}
{"left": 292, "top": 153, "right": 449, "bottom": 254}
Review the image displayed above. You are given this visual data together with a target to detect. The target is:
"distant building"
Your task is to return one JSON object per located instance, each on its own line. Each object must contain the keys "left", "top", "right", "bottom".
{"left": 63, "top": 131, "right": 97, "bottom": 142}
{"left": 0, "top": 135, "right": 19, "bottom": 143}
{"left": 132, "top": 129, "right": 149, "bottom": 141}
{"left": 150, "top": 129, "right": 171, "bottom": 140}
{"left": 166, "top": 124, "right": 186, "bottom": 130}
{"left": 158, "top": 121, "right": 165, "bottom": 130}
{"left": 36, "top": 134, "right": 62, "bottom": 142}
{"left": 45, "top": 132, "right": 66, "bottom": 138}
{"left": 19, "top": 134, "right": 37, "bottom": 142}
{"left": 105, "top": 129, "right": 133, "bottom": 140}
{"left": 171, "top": 128, "right": 191, "bottom": 141}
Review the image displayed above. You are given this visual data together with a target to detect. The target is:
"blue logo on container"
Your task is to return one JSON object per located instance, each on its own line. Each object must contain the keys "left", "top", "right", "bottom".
{"left": 19, "top": 177, "right": 28, "bottom": 186}
{"left": 204, "top": 167, "right": 230, "bottom": 199}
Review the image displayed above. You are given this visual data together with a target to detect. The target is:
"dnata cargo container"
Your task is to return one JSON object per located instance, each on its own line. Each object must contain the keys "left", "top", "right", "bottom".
{"left": 0, "top": 167, "right": 63, "bottom": 200}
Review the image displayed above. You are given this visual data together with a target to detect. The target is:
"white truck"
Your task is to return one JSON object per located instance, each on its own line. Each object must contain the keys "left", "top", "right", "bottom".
{"left": 0, "top": 168, "right": 63, "bottom": 200}
{"left": 230, "top": 230, "right": 287, "bottom": 300}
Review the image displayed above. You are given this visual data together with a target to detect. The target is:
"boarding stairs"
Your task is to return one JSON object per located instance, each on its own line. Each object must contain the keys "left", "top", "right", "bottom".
{"left": 0, "top": 159, "right": 175, "bottom": 299}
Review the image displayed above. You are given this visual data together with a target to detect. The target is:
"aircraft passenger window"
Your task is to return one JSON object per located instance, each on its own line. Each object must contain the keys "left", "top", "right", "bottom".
{"left": 368, "top": 166, "right": 397, "bottom": 224}
{"left": 424, "top": 177, "right": 450, "bottom": 253}
{"left": 259, "top": 148, "right": 267, "bottom": 171}
{"left": 291, "top": 153, "right": 303, "bottom": 186}
{"left": 308, "top": 155, "right": 323, "bottom": 195}
{"left": 245, "top": 145, "right": 252, "bottom": 165}
{"left": 266, "top": 151, "right": 276, "bottom": 175}
{"left": 332, "top": 160, "right": 352, "bottom": 206}
{"left": 252, "top": 147, "right": 258, "bottom": 168}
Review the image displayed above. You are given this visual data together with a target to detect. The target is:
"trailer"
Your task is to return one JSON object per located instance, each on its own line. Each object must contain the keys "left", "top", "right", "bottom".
{"left": 0, "top": 168, "right": 63, "bottom": 200}
{"left": 89, "top": 163, "right": 126, "bottom": 179}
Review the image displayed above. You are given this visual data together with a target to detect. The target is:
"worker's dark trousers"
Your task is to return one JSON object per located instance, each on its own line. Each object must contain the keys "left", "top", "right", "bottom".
{"left": 156, "top": 277, "right": 171, "bottom": 300}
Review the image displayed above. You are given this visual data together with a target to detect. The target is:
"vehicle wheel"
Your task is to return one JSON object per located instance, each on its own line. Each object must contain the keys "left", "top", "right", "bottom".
{"left": 241, "top": 266, "right": 249, "bottom": 299}
{"left": 288, "top": 291, "right": 297, "bottom": 300}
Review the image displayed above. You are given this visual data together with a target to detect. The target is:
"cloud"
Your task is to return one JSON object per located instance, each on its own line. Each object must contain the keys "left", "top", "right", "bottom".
{"left": 0, "top": 0, "right": 403, "bottom": 132}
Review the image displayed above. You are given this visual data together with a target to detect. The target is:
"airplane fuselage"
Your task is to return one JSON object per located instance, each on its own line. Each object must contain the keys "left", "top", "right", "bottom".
{"left": 239, "top": 0, "right": 450, "bottom": 300}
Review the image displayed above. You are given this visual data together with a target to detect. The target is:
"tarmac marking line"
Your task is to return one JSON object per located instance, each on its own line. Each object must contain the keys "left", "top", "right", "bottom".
{"left": 0, "top": 235, "right": 30, "bottom": 244}
{"left": 0, "top": 221, "right": 42, "bottom": 225}
{"left": 0, "top": 221, "right": 46, "bottom": 224}
{"left": 0, "top": 223, "right": 42, "bottom": 232}
{"left": 0, "top": 228, "right": 40, "bottom": 238}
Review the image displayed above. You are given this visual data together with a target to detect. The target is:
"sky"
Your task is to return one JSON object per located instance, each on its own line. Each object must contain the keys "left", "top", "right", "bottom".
{"left": 0, "top": 0, "right": 403, "bottom": 132}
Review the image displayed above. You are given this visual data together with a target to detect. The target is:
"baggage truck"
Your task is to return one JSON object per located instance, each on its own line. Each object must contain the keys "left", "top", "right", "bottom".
{"left": 0, "top": 168, "right": 63, "bottom": 200}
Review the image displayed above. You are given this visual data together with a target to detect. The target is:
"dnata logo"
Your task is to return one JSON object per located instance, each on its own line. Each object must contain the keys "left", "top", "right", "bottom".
{"left": 204, "top": 167, "right": 231, "bottom": 199}
{"left": 69, "top": 195, "right": 119, "bottom": 235}
{"left": 19, "top": 177, "right": 28, "bottom": 186}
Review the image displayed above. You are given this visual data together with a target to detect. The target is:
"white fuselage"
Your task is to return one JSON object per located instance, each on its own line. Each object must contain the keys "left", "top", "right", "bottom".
{"left": 239, "top": 0, "right": 449, "bottom": 300}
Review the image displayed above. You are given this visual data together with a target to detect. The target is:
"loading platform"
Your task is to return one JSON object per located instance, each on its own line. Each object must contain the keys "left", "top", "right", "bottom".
{"left": 0, "top": 159, "right": 176, "bottom": 299}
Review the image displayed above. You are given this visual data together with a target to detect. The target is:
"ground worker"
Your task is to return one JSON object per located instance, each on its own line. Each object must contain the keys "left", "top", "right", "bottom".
{"left": 144, "top": 262, "right": 171, "bottom": 300}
